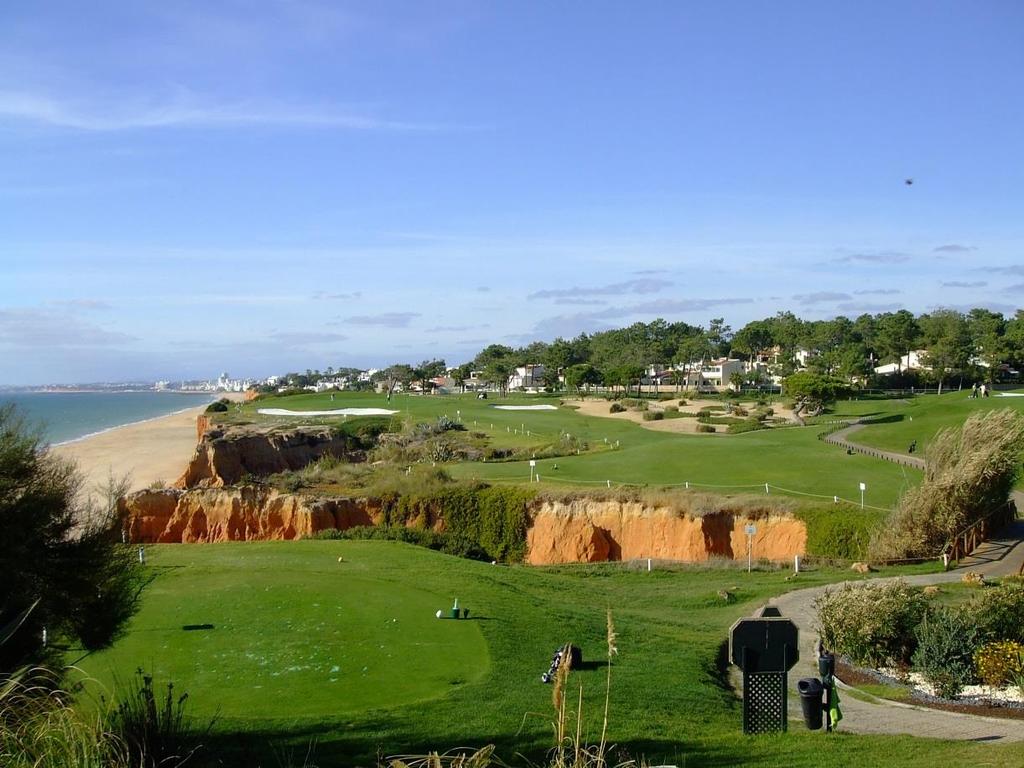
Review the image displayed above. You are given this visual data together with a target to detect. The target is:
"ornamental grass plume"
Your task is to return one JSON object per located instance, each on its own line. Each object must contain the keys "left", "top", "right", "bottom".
{"left": 870, "top": 409, "right": 1024, "bottom": 561}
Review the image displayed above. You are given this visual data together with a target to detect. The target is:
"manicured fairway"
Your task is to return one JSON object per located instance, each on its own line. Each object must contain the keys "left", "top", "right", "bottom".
{"left": 241, "top": 392, "right": 918, "bottom": 507}
{"left": 847, "top": 389, "right": 1024, "bottom": 455}
{"left": 70, "top": 542, "right": 1024, "bottom": 768}
{"left": 75, "top": 544, "right": 488, "bottom": 719}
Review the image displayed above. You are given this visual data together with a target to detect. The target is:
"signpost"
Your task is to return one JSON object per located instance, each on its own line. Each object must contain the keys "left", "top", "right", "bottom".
{"left": 729, "top": 612, "right": 800, "bottom": 734}
{"left": 858, "top": 482, "right": 866, "bottom": 509}
{"left": 745, "top": 524, "right": 757, "bottom": 573}
{"left": 529, "top": 459, "right": 537, "bottom": 483}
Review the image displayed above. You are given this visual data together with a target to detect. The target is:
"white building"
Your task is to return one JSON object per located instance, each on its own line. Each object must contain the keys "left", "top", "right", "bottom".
{"left": 874, "top": 350, "right": 929, "bottom": 376}
{"left": 507, "top": 364, "right": 545, "bottom": 391}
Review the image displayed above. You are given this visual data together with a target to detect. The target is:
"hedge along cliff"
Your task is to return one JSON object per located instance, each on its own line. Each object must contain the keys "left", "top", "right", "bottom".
{"left": 121, "top": 487, "right": 806, "bottom": 564}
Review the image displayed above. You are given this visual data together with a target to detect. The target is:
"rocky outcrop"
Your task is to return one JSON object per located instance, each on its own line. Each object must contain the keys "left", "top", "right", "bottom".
{"left": 525, "top": 498, "right": 806, "bottom": 565}
{"left": 123, "top": 485, "right": 806, "bottom": 564}
{"left": 175, "top": 425, "right": 363, "bottom": 488}
{"left": 121, "top": 487, "right": 382, "bottom": 543}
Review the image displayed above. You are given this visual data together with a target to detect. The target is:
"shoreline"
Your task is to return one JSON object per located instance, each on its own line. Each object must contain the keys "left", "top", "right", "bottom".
{"left": 51, "top": 392, "right": 247, "bottom": 496}
{"left": 53, "top": 402, "right": 216, "bottom": 447}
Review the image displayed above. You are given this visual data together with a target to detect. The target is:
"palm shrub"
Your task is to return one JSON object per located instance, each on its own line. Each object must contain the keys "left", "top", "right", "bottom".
{"left": 870, "top": 409, "right": 1024, "bottom": 560}
{"left": 815, "top": 581, "right": 928, "bottom": 668}
{"left": 911, "top": 608, "right": 980, "bottom": 698}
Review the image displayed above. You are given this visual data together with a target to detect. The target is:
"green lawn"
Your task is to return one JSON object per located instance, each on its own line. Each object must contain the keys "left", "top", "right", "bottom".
{"left": 72, "top": 542, "right": 1022, "bottom": 767}
{"left": 238, "top": 392, "right": 918, "bottom": 508}
{"left": 843, "top": 389, "right": 1024, "bottom": 455}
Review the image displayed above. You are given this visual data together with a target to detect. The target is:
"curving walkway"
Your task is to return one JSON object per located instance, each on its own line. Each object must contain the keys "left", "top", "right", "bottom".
{"left": 769, "top": 499, "right": 1024, "bottom": 743}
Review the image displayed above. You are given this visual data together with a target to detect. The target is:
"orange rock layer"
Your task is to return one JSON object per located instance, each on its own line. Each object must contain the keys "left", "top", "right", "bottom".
{"left": 524, "top": 498, "right": 806, "bottom": 564}
{"left": 122, "top": 488, "right": 806, "bottom": 563}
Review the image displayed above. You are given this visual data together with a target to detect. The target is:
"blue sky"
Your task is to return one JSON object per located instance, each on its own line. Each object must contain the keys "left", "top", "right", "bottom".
{"left": 1, "top": 1, "right": 1022, "bottom": 384}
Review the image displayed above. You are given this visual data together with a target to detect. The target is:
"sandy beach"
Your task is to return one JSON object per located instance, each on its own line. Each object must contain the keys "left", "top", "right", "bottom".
{"left": 51, "top": 405, "right": 207, "bottom": 496}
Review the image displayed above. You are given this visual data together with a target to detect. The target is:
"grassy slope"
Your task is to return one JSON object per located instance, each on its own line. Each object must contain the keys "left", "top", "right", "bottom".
{"left": 73, "top": 542, "right": 1021, "bottom": 768}
{"left": 238, "top": 392, "right": 918, "bottom": 507}
{"left": 840, "top": 389, "right": 1024, "bottom": 454}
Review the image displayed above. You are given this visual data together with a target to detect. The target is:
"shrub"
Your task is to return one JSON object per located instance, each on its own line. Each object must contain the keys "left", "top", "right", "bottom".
{"left": 797, "top": 507, "right": 885, "bottom": 560}
{"left": 642, "top": 411, "right": 664, "bottom": 421}
{"left": 815, "top": 581, "right": 928, "bottom": 668}
{"left": 104, "top": 670, "right": 211, "bottom": 768}
{"left": 966, "top": 581, "right": 1024, "bottom": 643}
{"left": 974, "top": 640, "right": 1024, "bottom": 687}
{"left": 205, "top": 398, "right": 230, "bottom": 413}
{"left": 726, "top": 418, "right": 764, "bottom": 435}
{"left": 664, "top": 405, "right": 679, "bottom": 414}
{"left": 912, "top": 608, "right": 980, "bottom": 698}
{"left": 696, "top": 424, "right": 715, "bottom": 433}
{"left": 609, "top": 402, "right": 626, "bottom": 413}
{"left": 870, "top": 409, "right": 1024, "bottom": 560}
{"left": 678, "top": 399, "right": 688, "bottom": 406}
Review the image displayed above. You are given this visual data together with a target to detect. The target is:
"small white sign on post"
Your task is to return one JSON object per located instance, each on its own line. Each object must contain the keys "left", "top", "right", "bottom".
{"left": 745, "top": 525, "right": 756, "bottom": 573}
{"left": 859, "top": 482, "right": 867, "bottom": 509}
{"left": 529, "top": 459, "right": 536, "bottom": 482}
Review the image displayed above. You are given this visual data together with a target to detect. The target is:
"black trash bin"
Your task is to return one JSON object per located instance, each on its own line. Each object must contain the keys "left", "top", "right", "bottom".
{"left": 797, "top": 678, "right": 824, "bottom": 730}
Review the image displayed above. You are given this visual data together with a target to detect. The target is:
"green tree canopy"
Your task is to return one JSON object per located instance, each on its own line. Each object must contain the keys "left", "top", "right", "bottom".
{"left": 0, "top": 406, "right": 140, "bottom": 672}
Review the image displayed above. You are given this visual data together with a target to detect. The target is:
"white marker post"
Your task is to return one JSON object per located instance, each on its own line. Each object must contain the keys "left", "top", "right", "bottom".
{"left": 529, "top": 459, "right": 536, "bottom": 483}
{"left": 745, "top": 524, "right": 757, "bottom": 573}
{"left": 859, "top": 482, "right": 867, "bottom": 509}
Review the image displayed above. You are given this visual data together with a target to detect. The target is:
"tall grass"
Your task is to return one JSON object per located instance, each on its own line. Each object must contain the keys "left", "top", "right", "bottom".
{"left": 870, "top": 409, "right": 1024, "bottom": 560}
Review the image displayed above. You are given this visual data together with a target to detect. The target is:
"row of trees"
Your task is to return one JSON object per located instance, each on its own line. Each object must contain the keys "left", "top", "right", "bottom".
{"left": 267, "top": 307, "right": 1024, "bottom": 397}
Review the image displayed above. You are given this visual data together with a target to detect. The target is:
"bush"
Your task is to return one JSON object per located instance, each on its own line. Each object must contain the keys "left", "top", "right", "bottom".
{"left": 974, "top": 640, "right": 1024, "bottom": 687}
{"left": 664, "top": 405, "right": 679, "bottom": 414}
{"left": 696, "top": 424, "right": 715, "bottom": 433}
{"left": 678, "top": 399, "right": 687, "bottom": 406}
{"left": 105, "top": 670, "right": 211, "bottom": 768}
{"left": 815, "top": 581, "right": 928, "bottom": 668}
{"left": 642, "top": 411, "right": 664, "bottom": 421}
{"left": 966, "top": 581, "right": 1024, "bottom": 643}
{"left": 726, "top": 418, "right": 765, "bottom": 435}
{"left": 609, "top": 402, "right": 626, "bottom": 414}
{"left": 797, "top": 507, "right": 886, "bottom": 560}
{"left": 205, "top": 398, "right": 230, "bottom": 413}
{"left": 912, "top": 608, "right": 980, "bottom": 698}
{"left": 870, "top": 409, "right": 1024, "bottom": 560}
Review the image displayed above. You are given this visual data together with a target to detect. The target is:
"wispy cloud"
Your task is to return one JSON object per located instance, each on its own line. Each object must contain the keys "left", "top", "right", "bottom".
{"left": 833, "top": 250, "right": 912, "bottom": 264}
{"left": 427, "top": 324, "right": 483, "bottom": 333}
{"left": 853, "top": 289, "right": 901, "bottom": 296}
{"left": 528, "top": 278, "right": 671, "bottom": 300}
{"left": 933, "top": 244, "right": 976, "bottom": 253}
{"left": 793, "top": 291, "right": 852, "bottom": 304}
{"left": 312, "top": 290, "right": 362, "bottom": 301}
{"left": 47, "top": 298, "right": 112, "bottom": 311}
{"left": 269, "top": 331, "right": 348, "bottom": 345}
{"left": 836, "top": 302, "right": 903, "bottom": 313}
{"left": 940, "top": 281, "right": 987, "bottom": 288}
{"left": 553, "top": 298, "right": 608, "bottom": 306}
{"left": 1003, "top": 283, "right": 1024, "bottom": 293}
{"left": 985, "top": 265, "right": 1024, "bottom": 276}
{"left": 344, "top": 312, "right": 420, "bottom": 328}
{"left": 0, "top": 308, "right": 135, "bottom": 347}
{"left": 0, "top": 89, "right": 464, "bottom": 132}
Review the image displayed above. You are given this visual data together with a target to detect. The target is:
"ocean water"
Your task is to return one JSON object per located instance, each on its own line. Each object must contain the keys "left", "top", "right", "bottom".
{"left": 0, "top": 391, "right": 216, "bottom": 445}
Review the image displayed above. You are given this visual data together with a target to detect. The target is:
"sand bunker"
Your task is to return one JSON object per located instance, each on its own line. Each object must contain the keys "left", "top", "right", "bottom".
{"left": 492, "top": 405, "right": 559, "bottom": 411}
{"left": 997, "top": 393, "right": 1024, "bottom": 397}
{"left": 257, "top": 408, "right": 399, "bottom": 417}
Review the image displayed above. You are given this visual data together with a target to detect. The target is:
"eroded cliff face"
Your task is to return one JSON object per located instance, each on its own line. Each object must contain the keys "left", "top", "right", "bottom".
{"left": 524, "top": 498, "right": 805, "bottom": 565}
{"left": 175, "top": 425, "right": 362, "bottom": 488}
{"left": 122, "top": 486, "right": 806, "bottom": 563}
{"left": 121, "top": 487, "right": 382, "bottom": 543}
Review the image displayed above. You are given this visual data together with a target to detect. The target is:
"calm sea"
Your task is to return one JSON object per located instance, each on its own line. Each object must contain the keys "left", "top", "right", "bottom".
{"left": 0, "top": 392, "right": 216, "bottom": 445}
